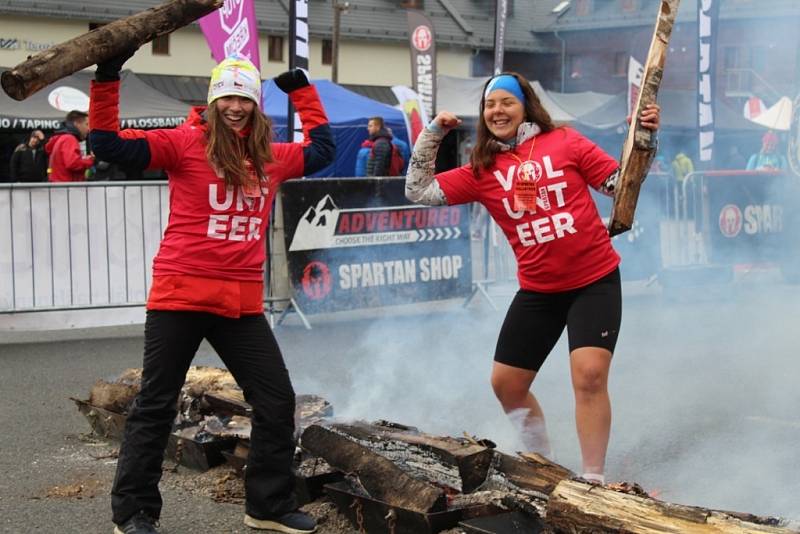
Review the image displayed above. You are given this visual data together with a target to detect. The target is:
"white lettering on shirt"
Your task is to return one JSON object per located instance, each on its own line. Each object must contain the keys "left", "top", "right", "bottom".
{"left": 515, "top": 212, "right": 576, "bottom": 246}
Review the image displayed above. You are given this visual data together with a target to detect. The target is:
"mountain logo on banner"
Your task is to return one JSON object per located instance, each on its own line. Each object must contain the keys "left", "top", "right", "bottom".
{"left": 288, "top": 195, "right": 463, "bottom": 252}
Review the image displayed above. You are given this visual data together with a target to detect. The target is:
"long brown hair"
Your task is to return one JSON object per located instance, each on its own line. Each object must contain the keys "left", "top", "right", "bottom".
{"left": 205, "top": 104, "right": 273, "bottom": 187}
{"left": 470, "top": 71, "right": 556, "bottom": 178}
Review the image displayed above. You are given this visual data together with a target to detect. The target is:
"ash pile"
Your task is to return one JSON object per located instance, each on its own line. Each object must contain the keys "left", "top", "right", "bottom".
{"left": 75, "top": 368, "right": 800, "bottom": 534}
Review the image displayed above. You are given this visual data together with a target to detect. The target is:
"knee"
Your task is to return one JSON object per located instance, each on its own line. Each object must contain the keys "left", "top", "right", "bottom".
{"left": 572, "top": 366, "right": 607, "bottom": 398}
{"left": 491, "top": 374, "right": 530, "bottom": 407}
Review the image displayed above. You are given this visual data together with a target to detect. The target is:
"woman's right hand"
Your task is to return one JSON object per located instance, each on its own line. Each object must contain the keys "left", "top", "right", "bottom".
{"left": 432, "top": 111, "right": 462, "bottom": 135}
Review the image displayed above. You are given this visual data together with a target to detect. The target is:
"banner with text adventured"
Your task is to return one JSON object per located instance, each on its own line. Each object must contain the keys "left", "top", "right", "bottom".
{"left": 281, "top": 178, "right": 472, "bottom": 313}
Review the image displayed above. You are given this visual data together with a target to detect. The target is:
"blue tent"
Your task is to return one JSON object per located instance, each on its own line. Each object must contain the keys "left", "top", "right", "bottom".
{"left": 261, "top": 79, "right": 409, "bottom": 177}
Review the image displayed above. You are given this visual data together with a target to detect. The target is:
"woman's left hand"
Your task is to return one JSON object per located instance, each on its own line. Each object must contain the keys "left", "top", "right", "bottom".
{"left": 629, "top": 104, "right": 660, "bottom": 131}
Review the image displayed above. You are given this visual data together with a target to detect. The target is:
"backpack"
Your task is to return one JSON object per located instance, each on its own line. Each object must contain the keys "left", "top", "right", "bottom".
{"left": 371, "top": 139, "right": 405, "bottom": 176}
{"left": 388, "top": 143, "right": 404, "bottom": 176}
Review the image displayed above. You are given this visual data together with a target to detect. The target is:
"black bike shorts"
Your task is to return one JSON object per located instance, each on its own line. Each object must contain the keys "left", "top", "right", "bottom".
{"left": 494, "top": 268, "right": 622, "bottom": 371}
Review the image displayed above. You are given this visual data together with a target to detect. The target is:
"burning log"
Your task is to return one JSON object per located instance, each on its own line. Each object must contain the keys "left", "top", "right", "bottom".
{"left": 608, "top": 0, "right": 680, "bottom": 236}
{"left": 1, "top": 0, "right": 223, "bottom": 101}
{"left": 547, "top": 479, "right": 799, "bottom": 534}
{"left": 327, "top": 421, "right": 495, "bottom": 493}
{"left": 300, "top": 424, "right": 448, "bottom": 514}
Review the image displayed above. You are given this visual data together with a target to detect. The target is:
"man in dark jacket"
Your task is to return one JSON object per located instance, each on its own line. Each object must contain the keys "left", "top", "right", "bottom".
{"left": 9, "top": 130, "right": 48, "bottom": 182}
{"left": 366, "top": 116, "right": 393, "bottom": 176}
{"left": 45, "top": 110, "right": 94, "bottom": 182}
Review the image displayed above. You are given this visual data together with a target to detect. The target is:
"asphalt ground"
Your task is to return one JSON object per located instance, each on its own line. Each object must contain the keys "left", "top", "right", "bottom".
{"left": 1, "top": 279, "right": 799, "bottom": 533}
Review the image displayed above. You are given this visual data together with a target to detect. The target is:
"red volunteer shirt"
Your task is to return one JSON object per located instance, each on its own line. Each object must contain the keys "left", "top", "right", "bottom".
{"left": 437, "top": 127, "right": 619, "bottom": 292}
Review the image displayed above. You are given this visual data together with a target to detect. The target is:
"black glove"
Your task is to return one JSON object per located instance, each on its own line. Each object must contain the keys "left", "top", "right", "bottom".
{"left": 273, "top": 69, "right": 310, "bottom": 94}
{"left": 95, "top": 47, "right": 139, "bottom": 82}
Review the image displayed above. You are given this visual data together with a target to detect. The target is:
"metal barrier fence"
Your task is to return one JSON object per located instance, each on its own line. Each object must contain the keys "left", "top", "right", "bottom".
{"left": 1, "top": 181, "right": 169, "bottom": 312}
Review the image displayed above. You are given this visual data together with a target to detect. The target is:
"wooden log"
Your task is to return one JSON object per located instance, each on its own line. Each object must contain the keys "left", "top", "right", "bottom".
{"left": 1, "top": 0, "right": 223, "bottom": 101}
{"left": 330, "top": 421, "right": 494, "bottom": 493}
{"left": 608, "top": 0, "right": 680, "bottom": 236}
{"left": 547, "top": 479, "right": 799, "bottom": 534}
{"left": 300, "top": 424, "right": 447, "bottom": 514}
{"left": 493, "top": 451, "right": 574, "bottom": 496}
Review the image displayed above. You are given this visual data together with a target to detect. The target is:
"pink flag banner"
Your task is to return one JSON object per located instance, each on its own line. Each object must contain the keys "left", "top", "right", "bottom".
{"left": 199, "top": 0, "right": 261, "bottom": 70}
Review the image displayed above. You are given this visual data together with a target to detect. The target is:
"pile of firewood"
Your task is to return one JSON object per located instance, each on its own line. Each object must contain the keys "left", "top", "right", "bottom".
{"left": 298, "top": 421, "right": 800, "bottom": 534}
{"left": 75, "top": 368, "right": 799, "bottom": 533}
{"left": 73, "top": 366, "right": 332, "bottom": 471}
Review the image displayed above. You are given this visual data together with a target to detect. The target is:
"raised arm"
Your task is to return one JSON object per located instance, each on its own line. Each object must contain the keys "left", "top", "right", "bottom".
{"left": 88, "top": 50, "right": 155, "bottom": 172}
{"left": 595, "top": 104, "right": 661, "bottom": 197}
{"left": 405, "top": 111, "right": 463, "bottom": 206}
{"left": 273, "top": 70, "right": 335, "bottom": 176}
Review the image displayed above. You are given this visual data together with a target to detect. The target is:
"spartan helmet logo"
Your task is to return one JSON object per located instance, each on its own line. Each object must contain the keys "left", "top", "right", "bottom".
{"left": 517, "top": 160, "right": 542, "bottom": 182}
{"left": 719, "top": 204, "right": 742, "bottom": 238}
{"left": 788, "top": 93, "right": 800, "bottom": 177}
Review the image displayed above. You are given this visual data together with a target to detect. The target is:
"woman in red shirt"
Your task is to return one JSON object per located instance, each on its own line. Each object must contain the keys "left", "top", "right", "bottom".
{"left": 406, "top": 72, "right": 659, "bottom": 485}
{"left": 90, "top": 52, "right": 334, "bottom": 534}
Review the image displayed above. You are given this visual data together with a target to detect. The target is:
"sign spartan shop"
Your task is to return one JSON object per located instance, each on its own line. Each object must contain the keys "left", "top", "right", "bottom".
{"left": 281, "top": 179, "right": 471, "bottom": 313}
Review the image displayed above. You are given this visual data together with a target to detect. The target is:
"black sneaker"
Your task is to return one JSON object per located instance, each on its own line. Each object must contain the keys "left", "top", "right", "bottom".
{"left": 113, "top": 511, "right": 160, "bottom": 534}
{"left": 244, "top": 511, "right": 317, "bottom": 533}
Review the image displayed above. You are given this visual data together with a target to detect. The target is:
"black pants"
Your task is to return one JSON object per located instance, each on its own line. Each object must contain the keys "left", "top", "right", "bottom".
{"left": 111, "top": 310, "right": 297, "bottom": 525}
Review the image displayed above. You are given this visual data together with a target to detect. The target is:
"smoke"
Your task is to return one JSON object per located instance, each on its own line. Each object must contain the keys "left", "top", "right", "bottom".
{"left": 276, "top": 174, "right": 800, "bottom": 521}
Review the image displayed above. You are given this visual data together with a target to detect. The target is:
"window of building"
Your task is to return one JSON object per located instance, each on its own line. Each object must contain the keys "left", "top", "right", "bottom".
{"left": 614, "top": 52, "right": 627, "bottom": 76}
{"left": 576, "top": 0, "right": 593, "bottom": 16}
{"left": 322, "top": 39, "right": 332, "bottom": 66}
{"left": 620, "top": 0, "right": 637, "bottom": 12}
{"left": 152, "top": 34, "right": 170, "bottom": 56}
{"left": 268, "top": 35, "right": 284, "bottom": 62}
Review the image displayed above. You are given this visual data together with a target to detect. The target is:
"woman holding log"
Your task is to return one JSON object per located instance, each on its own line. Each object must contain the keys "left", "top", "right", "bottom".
{"left": 89, "top": 52, "right": 334, "bottom": 534}
{"left": 405, "top": 72, "right": 659, "bottom": 485}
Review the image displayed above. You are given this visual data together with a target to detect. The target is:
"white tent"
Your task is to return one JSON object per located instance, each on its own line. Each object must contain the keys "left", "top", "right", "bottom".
{"left": 748, "top": 96, "right": 793, "bottom": 131}
{"left": 436, "top": 75, "right": 576, "bottom": 123}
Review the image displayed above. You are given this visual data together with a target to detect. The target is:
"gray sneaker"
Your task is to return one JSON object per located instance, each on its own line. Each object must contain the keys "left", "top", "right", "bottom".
{"left": 244, "top": 511, "right": 317, "bottom": 533}
{"left": 113, "top": 511, "right": 160, "bottom": 534}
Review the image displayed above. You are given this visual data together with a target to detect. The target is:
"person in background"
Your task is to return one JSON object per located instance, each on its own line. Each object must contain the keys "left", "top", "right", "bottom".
{"left": 405, "top": 72, "right": 660, "bottom": 486}
{"left": 355, "top": 125, "right": 409, "bottom": 176}
{"left": 9, "top": 129, "right": 48, "bottom": 182}
{"left": 45, "top": 110, "right": 94, "bottom": 182}
{"left": 671, "top": 147, "right": 694, "bottom": 182}
{"left": 365, "top": 115, "right": 393, "bottom": 176}
{"left": 89, "top": 50, "right": 334, "bottom": 534}
{"left": 747, "top": 130, "right": 787, "bottom": 171}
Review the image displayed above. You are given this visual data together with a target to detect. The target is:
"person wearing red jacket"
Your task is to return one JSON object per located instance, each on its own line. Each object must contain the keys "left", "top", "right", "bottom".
{"left": 89, "top": 51, "right": 334, "bottom": 534}
{"left": 45, "top": 110, "right": 94, "bottom": 181}
{"left": 405, "top": 72, "right": 660, "bottom": 487}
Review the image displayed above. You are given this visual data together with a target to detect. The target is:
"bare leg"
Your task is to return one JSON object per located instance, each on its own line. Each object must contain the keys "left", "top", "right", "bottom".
{"left": 491, "top": 361, "right": 551, "bottom": 455}
{"left": 569, "top": 347, "right": 613, "bottom": 478}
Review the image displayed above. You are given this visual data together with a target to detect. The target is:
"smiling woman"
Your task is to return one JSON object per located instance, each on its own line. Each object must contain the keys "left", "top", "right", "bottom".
{"left": 87, "top": 50, "right": 335, "bottom": 534}
{"left": 405, "top": 70, "right": 661, "bottom": 488}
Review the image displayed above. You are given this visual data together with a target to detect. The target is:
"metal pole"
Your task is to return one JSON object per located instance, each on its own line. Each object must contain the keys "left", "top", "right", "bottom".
{"left": 332, "top": 0, "right": 340, "bottom": 83}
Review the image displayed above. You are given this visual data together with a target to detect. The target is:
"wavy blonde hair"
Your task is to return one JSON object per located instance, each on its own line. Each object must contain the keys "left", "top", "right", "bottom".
{"left": 205, "top": 104, "right": 273, "bottom": 187}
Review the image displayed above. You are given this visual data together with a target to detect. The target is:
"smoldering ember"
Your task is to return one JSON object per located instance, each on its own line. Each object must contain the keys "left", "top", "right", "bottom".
{"left": 74, "top": 366, "right": 800, "bottom": 534}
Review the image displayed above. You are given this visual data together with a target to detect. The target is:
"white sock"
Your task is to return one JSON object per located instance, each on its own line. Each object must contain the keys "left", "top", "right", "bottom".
{"left": 582, "top": 472, "right": 605, "bottom": 485}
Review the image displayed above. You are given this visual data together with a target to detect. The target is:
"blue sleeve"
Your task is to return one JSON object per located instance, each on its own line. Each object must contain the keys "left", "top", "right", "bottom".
{"left": 302, "top": 123, "right": 336, "bottom": 176}
{"left": 89, "top": 131, "right": 151, "bottom": 171}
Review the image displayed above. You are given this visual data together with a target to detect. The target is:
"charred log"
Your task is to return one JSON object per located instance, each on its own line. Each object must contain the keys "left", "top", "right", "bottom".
{"left": 300, "top": 424, "right": 447, "bottom": 514}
